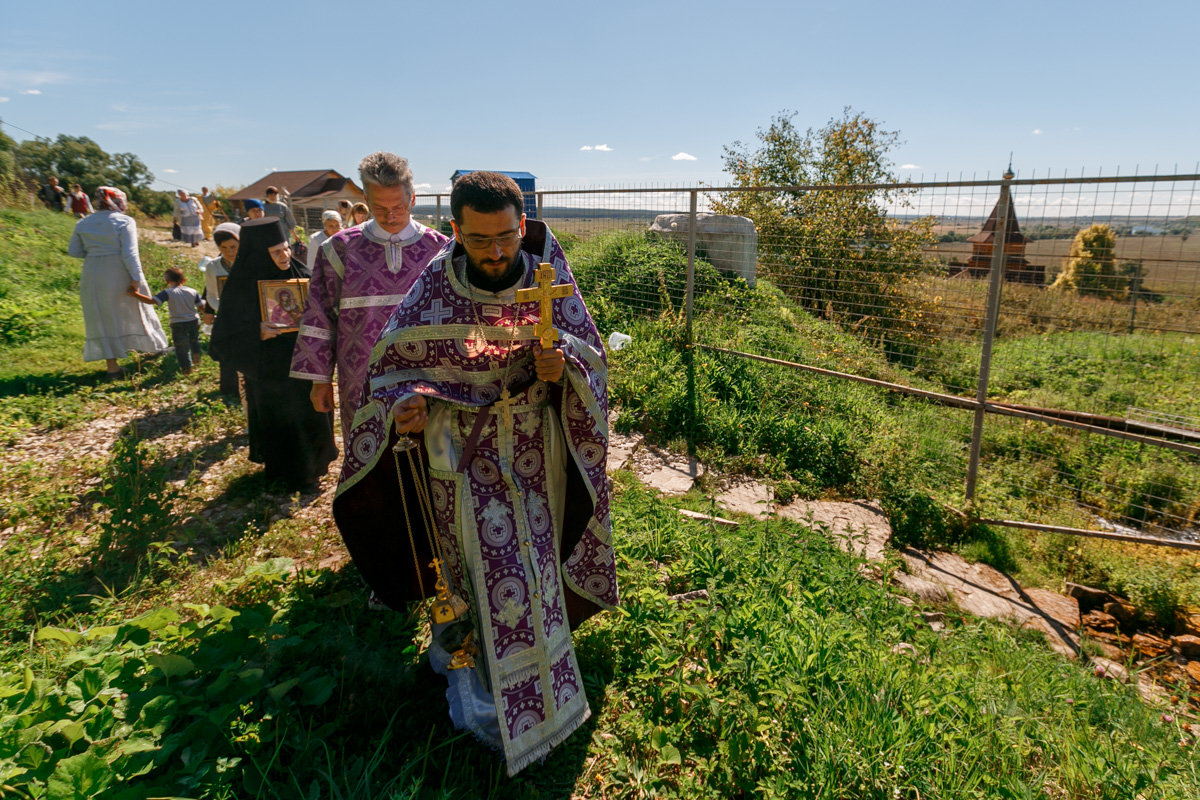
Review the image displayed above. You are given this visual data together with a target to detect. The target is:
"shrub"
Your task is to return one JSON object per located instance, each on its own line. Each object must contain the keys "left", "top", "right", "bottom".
{"left": 568, "top": 230, "right": 726, "bottom": 331}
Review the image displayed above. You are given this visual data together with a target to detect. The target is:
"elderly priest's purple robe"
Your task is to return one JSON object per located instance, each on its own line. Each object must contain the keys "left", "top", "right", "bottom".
{"left": 333, "top": 221, "right": 617, "bottom": 775}
{"left": 289, "top": 220, "right": 449, "bottom": 440}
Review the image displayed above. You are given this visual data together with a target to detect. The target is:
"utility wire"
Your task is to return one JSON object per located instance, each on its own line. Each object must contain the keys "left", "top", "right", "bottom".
{"left": 0, "top": 116, "right": 195, "bottom": 193}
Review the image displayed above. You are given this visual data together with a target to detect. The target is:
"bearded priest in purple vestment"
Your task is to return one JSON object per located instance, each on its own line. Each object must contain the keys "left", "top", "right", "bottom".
{"left": 333, "top": 172, "right": 618, "bottom": 775}
{"left": 290, "top": 152, "right": 449, "bottom": 441}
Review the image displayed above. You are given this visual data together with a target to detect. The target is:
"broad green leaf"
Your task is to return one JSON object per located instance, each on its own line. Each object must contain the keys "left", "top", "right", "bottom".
{"left": 0, "top": 760, "right": 29, "bottom": 784}
{"left": 650, "top": 726, "right": 670, "bottom": 749}
{"left": 183, "top": 602, "right": 212, "bottom": 618}
{"left": 146, "top": 654, "right": 194, "bottom": 679}
{"left": 50, "top": 720, "right": 87, "bottom": 745}
{"left": 299, "top": 675, "right": 337, "bottom": 706}
{"left": 245, "top": 557, "right": 294, "bottom": 581}
{"left": 116, "top": 736, "right": 159, "bottom": 757}
{"left": 82, "top": 625, "right": 119, "bottom": 641}
{"left": 46, "top": 751, "right": 113, "bottom": 800}
{"left": 35, "top": 627, "right": 82, "bottom": 646}
{"left": 135, "top": 694, "right": 178, "bottom": 737}
{"left": 659, "top": 743, "right": 682, "bottom": 765}
{"left": 268, "top": 677, "right": 300, "bottom": 702}
{"left": 18, "top": 741, "right": 52, "bottom": 769}
{"left": 68, "top": 668, "right": 108, "bottom": 703}
{"left": 128, "top": 608, "right": 180, "bottom": 632}
{"left": 113, "top": 625, "right": 151, "bottom": 647}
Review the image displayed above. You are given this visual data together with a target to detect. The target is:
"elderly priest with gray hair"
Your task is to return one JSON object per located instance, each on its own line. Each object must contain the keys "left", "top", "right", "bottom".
{"left": 290, "top": 152, "right": 449, "bottom": 441}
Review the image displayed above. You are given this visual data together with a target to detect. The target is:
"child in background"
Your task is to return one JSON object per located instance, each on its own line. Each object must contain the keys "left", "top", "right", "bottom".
{"left": 129, "top": 266, "right": 205, "bottom": 374}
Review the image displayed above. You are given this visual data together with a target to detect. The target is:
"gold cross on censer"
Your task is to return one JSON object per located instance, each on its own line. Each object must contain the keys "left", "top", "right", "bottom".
{"left": 515, "top": 263, "right": 572, "bottom": 349}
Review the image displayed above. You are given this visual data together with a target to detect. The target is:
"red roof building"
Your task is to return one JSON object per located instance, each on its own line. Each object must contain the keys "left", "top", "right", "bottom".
{"left": 230, "top": 170, "right": 365, "bottom": 228}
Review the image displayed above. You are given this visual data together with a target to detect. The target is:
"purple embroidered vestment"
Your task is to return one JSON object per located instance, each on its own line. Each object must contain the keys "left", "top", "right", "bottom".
{"left": 290, "top": 221, "right": 449, "bottom": 439}
{"left": 333, "top": 222, "right": 617, "bottom": 774}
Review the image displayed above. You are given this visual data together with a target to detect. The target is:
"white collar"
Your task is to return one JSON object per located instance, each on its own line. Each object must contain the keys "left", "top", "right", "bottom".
{"left": 364, "top": 218, "right": 419, "bottom": 243}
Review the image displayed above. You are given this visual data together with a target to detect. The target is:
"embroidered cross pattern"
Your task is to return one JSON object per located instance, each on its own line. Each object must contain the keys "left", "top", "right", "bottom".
{"left": 515, "top": 263, "right": 572, "bottom": 349}
{"left": 495, "top": 386, "right": 517, "bottom": 431}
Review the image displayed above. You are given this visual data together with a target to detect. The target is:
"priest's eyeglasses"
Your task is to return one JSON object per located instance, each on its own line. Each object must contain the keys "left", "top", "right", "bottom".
{"left": 461, "top": 232, "right": 522, "bottom": 249}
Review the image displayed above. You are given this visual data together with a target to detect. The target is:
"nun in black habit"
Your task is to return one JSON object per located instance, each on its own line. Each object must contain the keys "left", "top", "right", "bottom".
{"left": 210, "top": 217, "right": 337, "bottom": 493}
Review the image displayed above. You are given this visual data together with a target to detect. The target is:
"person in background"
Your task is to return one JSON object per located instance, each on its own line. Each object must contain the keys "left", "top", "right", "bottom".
{"left": 305, "top": 210, "right": 342, "bottom": 271}
{"left": 68, "top": 183, "right": 93, "bottom": 218}
{"left": 242, "top": 198, "right": 265, "bottom": 222}
{"left": 41, "top": 177, "right": 67, "bottom": 212}
{"left": 291, "top": 225, "right": 308, "bottom": 269}
{"left": 210, "top": 217, "right": 336, "bottom": 494}
{"left": 349, "top": 202, "right": 369, "bottom": 227}
{"left": 175, "top": 190, "right": 205, "bottom": 247}
{"left": 68, "top": 186, "right": 168, "bottom": 379}
{"left": 128, "top": 266, "right": 204, "bottom": 375}
{"left": 337, "top": 199, "right": 353, "bottom": 228}
{"left": 200, "top": 221, "right": 241, "bottom": 396}
{"left": 264, "top": 186, "right": 297, "bottom": 231}
{"left": 200, "top": 186, "right": 219, "bottom": 239}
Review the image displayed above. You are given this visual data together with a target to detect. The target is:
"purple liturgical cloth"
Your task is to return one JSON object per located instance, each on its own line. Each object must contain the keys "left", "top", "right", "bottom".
{"left": 290, "top": 220, "right": 449, "bottom": 440}
{"left": 333, "top": 221, "right": 617, "bottom": 775}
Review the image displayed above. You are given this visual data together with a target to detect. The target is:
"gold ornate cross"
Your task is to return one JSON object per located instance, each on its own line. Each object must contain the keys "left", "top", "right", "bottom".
{"left": 515, "top": 263, "right": 572, "bottom": 349}
{"left": 495, "top": 386, "right": 517, "bottom": 431}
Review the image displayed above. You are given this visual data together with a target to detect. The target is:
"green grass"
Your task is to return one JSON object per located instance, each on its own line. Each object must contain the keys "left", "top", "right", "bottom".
{"left": 0, "top": 208, "right": 1197, "bottom": 798}
{"left": 4, "top": 482, "right": 1196, "bottom": 799}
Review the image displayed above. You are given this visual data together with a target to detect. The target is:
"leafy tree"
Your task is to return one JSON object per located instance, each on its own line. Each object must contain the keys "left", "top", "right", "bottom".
{"left": 711, "top": 109, "right": 934, "bottom": 362}
{"left": 0, "top": 119, "right": 18, "bottom": 197}
{"left": 13, "top": 133, "right": 168, "bottom": 215}
{"left": 1050, "top": 224, "right": 1124, "bottom": 299}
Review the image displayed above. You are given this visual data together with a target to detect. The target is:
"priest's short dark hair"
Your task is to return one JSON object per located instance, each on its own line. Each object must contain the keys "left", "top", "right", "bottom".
{"left": 451, "top": 171, "right": 523, "bottom": 223}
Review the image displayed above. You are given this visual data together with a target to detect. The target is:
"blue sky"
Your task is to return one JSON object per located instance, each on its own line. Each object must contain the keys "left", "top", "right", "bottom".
{"left": 2, "top": 0, "right": 1197, "bottom": 196}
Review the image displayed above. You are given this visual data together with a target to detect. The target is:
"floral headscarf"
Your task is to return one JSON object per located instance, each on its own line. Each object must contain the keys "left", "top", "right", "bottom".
{"left": 92, "top": 186, "right": 128, "bottom": 213}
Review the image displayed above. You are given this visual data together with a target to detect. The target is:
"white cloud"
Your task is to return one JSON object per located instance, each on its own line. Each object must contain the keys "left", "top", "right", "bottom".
{"left": 899, "top": 163, "right": 919, "bottom": 169}
{"left": 20, "top": 89, "right": 42, "bottom": 95}
{"left": 95, "top": 119, "right": 156, "bottom": 133}
{"left": 1032, "top": 129, "right": 1043, "bottom": 135}
{"left": 638, "top": 156, "right": 653, "bottom": 162}
{"left": 163, "top": 169, "right": 179, "bottom": 174}
{"left": 579, "top": 145, "right": 593, "bottom": 151}
{"left": 0, "top": 69, "right": 70, "bottom": 89}
{"left": 0, "top": 97, "right": 7, "bottom": 103}
{"left": 594, "top": 144, "right": 612, "bottom": 152}
{"left": 413, "top": 182, "right": 431, "bottom": 189}
{"left": 671, "top": 152, "right": 697, "bottom": 161}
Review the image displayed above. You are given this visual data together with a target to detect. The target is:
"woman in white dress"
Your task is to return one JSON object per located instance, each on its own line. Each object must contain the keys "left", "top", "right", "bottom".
{"left": 174, "top": 189, "right": 205, "bottom": 246}
{"left": 68, "top": 186, "right": 168, "bottom": 378}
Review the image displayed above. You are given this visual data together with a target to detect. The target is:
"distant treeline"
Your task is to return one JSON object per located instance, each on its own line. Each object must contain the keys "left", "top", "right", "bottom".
{"left": 413, "top": 205, "right": 664, "bottom": 224}
{"left": 936, "top": 217, "right": 1200, "bottom": 243}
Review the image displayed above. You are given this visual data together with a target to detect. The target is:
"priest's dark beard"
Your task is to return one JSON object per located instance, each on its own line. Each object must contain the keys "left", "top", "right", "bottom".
{"left": 465, "top": 253, "right": 525, "bottom": 293}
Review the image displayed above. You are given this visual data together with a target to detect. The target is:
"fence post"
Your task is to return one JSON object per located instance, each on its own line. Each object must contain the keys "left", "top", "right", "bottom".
{"left": 537, "top": 192, "right": 544, "bottom": 222}
{"left": 685, "top": 189, "right": 699, "bottom": 452}
{"left": 1128, "top": 268, "right": 1140, "bottom": 334}
{"left": 685, "top": 190, "right": 697, "bottom": 340}
{"left": 965, "top": 171, "right": 1013, "bottom": 508}
{"left": 435, "top": 196, "right": 442, "bottom": 230}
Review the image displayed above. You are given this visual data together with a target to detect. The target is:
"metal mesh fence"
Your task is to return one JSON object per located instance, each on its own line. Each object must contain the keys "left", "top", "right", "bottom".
{"left": 417, "top": 172, "right": 1200, "bottom": 548}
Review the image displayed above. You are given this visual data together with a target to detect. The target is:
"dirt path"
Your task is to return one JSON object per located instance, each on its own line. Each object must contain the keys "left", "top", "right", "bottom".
{"left": 139, "top": 221, "right": 220, "bottom": 260}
